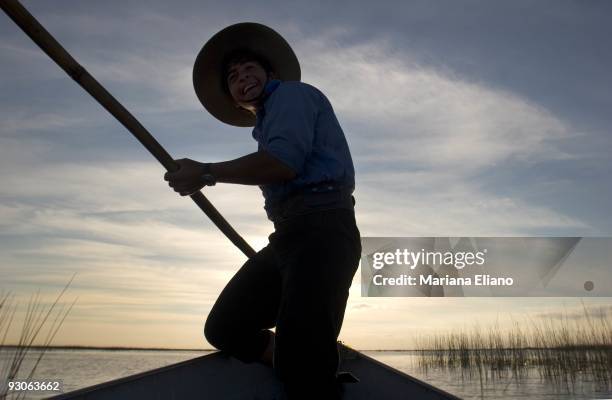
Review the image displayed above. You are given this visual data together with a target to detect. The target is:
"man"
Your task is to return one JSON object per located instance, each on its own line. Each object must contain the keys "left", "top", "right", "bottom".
{"left": 165, "top": 23, "right": 361, "bottom": 400}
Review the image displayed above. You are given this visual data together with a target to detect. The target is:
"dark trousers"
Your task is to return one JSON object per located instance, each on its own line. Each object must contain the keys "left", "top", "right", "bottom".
{"left": 204, "top": 207, "right": 362, "bottom": 400}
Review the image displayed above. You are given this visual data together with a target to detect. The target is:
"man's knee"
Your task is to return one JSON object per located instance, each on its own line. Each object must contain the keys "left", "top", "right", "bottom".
{"left": 203, "top": 311, "right": 227, "bottom": 350}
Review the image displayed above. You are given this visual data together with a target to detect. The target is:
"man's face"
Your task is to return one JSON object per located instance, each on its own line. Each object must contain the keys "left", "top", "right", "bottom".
{"left": 226, "top": 60, "right": 269, "bottom": 111}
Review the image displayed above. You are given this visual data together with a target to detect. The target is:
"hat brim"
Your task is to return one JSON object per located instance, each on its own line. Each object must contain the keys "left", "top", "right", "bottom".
{"left": 193, "top": 22, "right": 301, "bottom": 127}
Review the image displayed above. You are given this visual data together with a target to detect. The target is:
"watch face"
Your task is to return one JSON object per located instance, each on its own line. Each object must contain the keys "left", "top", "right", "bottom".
{"left": 201, "top": 174, "right": 216, "bottom": 186}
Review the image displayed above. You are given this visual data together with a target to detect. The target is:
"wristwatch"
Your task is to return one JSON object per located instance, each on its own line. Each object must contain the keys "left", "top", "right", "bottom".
{"left": 200, "top": 163, "right": 216, "bottom": 186}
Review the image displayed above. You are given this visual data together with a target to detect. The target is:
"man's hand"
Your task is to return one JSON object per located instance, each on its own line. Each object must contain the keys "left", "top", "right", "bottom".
{"left": 164, "top": 151, "right": 296, "bottom": 193}
{"left": 164, "top": 158, "right": 212, "bottom": 196}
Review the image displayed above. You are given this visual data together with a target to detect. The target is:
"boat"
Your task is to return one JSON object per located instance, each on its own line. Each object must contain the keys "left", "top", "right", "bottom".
{"left": 48, "top": 343, "right": 461, "bottom": 399}
{"left": 1, "top": 6, "right": 461, "bottom": 398}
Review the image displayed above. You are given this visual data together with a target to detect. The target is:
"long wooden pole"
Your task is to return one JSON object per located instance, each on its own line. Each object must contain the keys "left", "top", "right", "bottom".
{"left": 0, "top": 0, "right": 256, "bottom": 258}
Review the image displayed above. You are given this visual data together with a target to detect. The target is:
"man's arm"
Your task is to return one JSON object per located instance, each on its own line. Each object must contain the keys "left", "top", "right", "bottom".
{"left": 212, "top": 151, "right": 296, "bottom": 185}
{"left": 164, "top": 151, "right": 296, "bottom": 196}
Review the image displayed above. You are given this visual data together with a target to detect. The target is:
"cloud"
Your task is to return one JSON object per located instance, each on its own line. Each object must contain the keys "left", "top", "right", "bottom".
{"left": 534, "top": 304, "right": 612, "bottom": 321}
{"left": 352, "top": 170, "right": 591, "bottom": 236}
{"left": 2, "top": 1, "right": 611, "bottom": 349}
{"left": 351, "top": 303, "right": 372, "bottom": 310}
{"left": 82, "top": 51, "right": 199, "bottom": 113}
{"left": 300, "top": 36, "right": 575, "bottom": 173}
{"left": 0, "top": 112, "right": 88, "bottom": 134}
{"left": 0, "top": 159, "right": 270, "bottom": 311}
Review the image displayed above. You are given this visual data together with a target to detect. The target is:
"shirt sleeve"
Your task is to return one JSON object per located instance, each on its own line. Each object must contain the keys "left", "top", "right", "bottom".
{"left": 261, "top": 83, "right": 318, "bottom": 175}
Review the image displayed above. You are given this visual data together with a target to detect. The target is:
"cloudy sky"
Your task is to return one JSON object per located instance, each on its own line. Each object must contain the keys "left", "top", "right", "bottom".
{"left": 1, "top": 0, "right": 611, "bottom": 349}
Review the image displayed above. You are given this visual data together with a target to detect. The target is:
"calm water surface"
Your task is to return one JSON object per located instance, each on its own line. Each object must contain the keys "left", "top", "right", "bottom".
{"left": 370, "top": 351, "right": 612, "bottom": 400}
{"left": 1, "top": 348, "right": 611, "bottom": 399}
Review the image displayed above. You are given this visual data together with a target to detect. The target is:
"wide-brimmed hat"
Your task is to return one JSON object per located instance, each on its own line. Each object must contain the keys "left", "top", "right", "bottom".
{"left": 193, "top": 22, "right": 301, "bottom": 127}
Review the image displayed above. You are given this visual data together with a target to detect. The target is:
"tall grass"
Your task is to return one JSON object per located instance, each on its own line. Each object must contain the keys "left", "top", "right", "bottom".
{"left": 0, "top": 275, "right": 77, "bottom": 400}
{"left": 415, "top": 303, "right": 612, "bottom": 395}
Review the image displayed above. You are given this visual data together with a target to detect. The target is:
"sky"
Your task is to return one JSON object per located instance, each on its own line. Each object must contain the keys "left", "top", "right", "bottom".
{"left": 1, "top": 0, "right": 611, "bottom": 350}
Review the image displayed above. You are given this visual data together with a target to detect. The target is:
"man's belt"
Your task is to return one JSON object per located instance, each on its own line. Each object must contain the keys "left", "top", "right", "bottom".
{"left": 268, "top": 184, "right": 355, "bottom": 224}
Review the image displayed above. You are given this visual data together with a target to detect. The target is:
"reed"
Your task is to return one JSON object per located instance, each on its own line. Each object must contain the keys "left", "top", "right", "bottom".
{"left": 415, "top": 303, "right": 612, "bottom": 394}
{"left": 0, "top": 275, "right": 77, "bottom": 400}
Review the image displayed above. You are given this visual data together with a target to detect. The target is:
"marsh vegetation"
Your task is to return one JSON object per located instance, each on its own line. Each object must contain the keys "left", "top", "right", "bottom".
{"left": 415, "top": 304, "right": 612, "bottom": 397}
{"left": 0, "top": 277, "right": 76, "bottom": 400}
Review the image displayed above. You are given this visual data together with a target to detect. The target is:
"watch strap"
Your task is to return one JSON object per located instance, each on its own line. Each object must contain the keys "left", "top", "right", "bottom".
{"left": 200, "top": 163, "right": 216, "bottom": 186}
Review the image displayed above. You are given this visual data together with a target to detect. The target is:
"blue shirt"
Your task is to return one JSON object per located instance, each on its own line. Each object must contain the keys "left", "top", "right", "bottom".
{"left": 252, "top": 80, "right": 355, "bottom": 218}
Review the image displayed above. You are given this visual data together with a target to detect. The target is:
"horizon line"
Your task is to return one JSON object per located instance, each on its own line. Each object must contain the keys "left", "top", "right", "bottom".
{"left": 0, "top": 344, "right": 417, "bottom": 352}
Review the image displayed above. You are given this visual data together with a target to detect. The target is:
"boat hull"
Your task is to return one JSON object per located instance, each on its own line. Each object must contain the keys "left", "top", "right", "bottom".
{"left": 48, "top": 345, "right": 460, "bottom": 399}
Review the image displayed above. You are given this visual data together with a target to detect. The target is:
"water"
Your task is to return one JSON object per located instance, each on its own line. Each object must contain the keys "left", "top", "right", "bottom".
{"left": 368, "top": 351, "right": 612, "bottom": 399}
{"left": 0, "top": 348, "right": 210, "bottom": 399}
{"left": 1, "top": 348, "right": 611, "bottom": 399}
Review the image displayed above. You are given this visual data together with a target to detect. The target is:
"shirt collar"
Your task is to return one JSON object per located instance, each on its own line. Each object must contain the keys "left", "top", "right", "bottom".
{"left": 263, "top": 79, "right": 281, "bottom": 97}
{"left": 257, "top": 80, "right": 281, "bottom": 116}
{"left": 253, "top": 79, "right": 282, "bottom": 137}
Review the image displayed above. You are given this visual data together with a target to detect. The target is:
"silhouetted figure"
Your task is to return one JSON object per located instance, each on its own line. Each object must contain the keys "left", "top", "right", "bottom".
{"left": 164, "top": 23, "right": 361, "bottom": 400}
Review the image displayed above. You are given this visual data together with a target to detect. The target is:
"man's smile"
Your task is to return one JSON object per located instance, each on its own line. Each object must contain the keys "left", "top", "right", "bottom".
{"left": 225, "top": 60, "right": 270, "bottom": 113}
{"left": 243, "top": 82, "right": 259, "bottom": 95}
